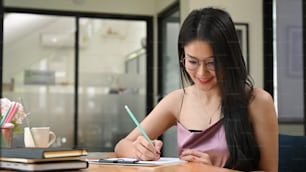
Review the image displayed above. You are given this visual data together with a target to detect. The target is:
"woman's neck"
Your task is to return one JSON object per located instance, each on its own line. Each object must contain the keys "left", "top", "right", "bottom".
{"left": 191, "top": 85, "right": 221, "bottom": 103}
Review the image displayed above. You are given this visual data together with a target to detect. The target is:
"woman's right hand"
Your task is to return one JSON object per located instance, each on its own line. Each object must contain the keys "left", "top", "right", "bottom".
{"left": 132, "top": 135, "right": 163, "bottom": 161}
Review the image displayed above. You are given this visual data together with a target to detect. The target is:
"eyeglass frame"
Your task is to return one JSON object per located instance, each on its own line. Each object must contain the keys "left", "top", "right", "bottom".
{"left": 180, "top": 55, "right": 216, "bottom": 71}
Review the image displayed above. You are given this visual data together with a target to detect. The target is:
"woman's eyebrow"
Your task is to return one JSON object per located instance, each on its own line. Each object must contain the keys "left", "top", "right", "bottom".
{"left": 185, "top": 53, "right": 214, "bottom": 59}
{"left": 185, "top": 53, "right": 198, "bottom": 59}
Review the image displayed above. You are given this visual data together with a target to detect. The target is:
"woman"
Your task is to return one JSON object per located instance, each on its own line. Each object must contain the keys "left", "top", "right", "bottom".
{"left": 115, "top": 7, "right": 278, "bottom": 171}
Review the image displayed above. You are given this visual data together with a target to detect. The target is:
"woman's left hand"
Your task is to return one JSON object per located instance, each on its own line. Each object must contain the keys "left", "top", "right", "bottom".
{"left": 179, "top": 149, "right": 212, "bottom": 165}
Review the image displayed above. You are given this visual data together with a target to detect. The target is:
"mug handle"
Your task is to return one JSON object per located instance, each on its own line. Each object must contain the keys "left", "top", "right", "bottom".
{"left": 47, "top": 131, "right": 56, "bottom": 147}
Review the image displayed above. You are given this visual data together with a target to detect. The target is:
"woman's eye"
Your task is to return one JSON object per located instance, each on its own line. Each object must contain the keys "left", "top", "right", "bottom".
{"left": 207, "top": 61, "right": 215, "bottom": 66}
{"left": 188, "top": 60, "right": 198, "bottom": 65}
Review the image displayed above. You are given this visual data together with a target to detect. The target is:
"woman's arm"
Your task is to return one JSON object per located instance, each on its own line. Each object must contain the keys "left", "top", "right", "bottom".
{"left": 249, "top": 88, "right": 278, "bottom": 172}
{"left": 114, "top": 89, "right": 181, "bottom": 160}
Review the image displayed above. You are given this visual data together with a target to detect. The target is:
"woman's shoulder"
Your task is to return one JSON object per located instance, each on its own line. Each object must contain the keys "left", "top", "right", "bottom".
{"left": 251, "top": 87, "right": 274, "bottom": 103}
{"left": 162, "top": 88, "right": 185, "bottom": 100}
{"left": 154, "top": 88, "right": 188, "bottom": 119}
{"left": 249, "top": 87, "right": 277, "bottom": 119}
{"left": 159, "top": 87, "right": 194, "bottom": 107}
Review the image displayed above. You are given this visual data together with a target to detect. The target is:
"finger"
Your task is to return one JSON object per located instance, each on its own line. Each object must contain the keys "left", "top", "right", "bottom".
{"left": 192, "top": 156, "right": 211, "bottom": 164}
{"left": 137, "top": 146, "right": 159, "bottom": 161}
{"left": 180, "top": 149, "right": 196, "bottom": 156}
{"left": 140, "top": 140, "right": 161, "bottom": 160}
{"left": 181, "top": 149, "right": 205, "bottom": 157}
{"left": 134, "top": 137, "right": 159, "bottom": 160}
{"left": 180, "top": 154, "right": 211, "bottom": 164}
{"left": 180, "top": 154, "right": 196, "bottom": 161}
{"left": 152, "top": 140, "right": 163, "bottom": 154}
{"left": 133, "top": 137, "right": 149, "bottom": 159}
{"left": 141, "top": 139, "right": 157, "bottom": 154}
{"left": 180, "top": 150, "right": 212, "bottom": 165}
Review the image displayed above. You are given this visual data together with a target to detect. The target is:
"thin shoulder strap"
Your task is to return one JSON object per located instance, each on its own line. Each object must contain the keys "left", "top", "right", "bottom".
{"left": 177, "top": 89, "right": 185, "bottom": 121}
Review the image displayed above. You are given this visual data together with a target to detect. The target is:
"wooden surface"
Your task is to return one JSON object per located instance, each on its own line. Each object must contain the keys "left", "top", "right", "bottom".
{"left": 80, "top": 162, "right": 239, "bottom": 172}
{"left": 0, "top": 152, "right": 239, "bottom": 172}
{"left": 78, "top": 152, "right": 238, "bottom": 172}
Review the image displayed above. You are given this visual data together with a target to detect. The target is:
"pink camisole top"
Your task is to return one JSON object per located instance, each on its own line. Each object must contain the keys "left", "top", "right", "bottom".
{"left": 177, "top": 119, "right": 230, "bottom": 167}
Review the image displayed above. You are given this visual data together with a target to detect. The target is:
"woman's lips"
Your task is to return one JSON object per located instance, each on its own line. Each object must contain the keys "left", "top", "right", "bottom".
{"left": 197, "top": 77, "right": 213, "bottom": 84}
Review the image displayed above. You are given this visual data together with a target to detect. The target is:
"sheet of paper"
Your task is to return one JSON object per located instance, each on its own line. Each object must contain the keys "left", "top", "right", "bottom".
{"left": 138, "top": 157, "right": 186, "bottom": 165}
{"left": 87, "top": 157, "right": 186, "bottom": 166}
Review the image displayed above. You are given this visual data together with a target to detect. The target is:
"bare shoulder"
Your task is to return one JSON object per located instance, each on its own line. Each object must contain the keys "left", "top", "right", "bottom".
{"left": 155, "top": 88, "right": 186, "bottom": 118}
{"left": 161, "top": 88, "right": 185, "bottom": 102}
{"left": 249, "top": 87, "right": 277, "bottom": 122}
{"left": 251, "top": 87, "right": 274, "bottom": 104}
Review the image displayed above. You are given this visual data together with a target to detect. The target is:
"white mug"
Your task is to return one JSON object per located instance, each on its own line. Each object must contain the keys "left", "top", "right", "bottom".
{"left": 24, "top": 127, "right": 56, "bottom": 148}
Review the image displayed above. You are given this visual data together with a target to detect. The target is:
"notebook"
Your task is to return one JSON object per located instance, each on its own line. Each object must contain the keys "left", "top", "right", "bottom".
{"left": 0, "top": 156, "right": 82, "bottom": 163}
{"left": 0, "top": 160, "right": 88, "bottom": 171}
{"left": 0, "top": 147, "right": 88, "bottom": 159}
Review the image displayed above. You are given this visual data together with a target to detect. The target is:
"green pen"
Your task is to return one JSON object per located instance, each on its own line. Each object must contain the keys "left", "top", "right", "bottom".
{"left": 124, "top": 105, "right": 153, "bottom": 146}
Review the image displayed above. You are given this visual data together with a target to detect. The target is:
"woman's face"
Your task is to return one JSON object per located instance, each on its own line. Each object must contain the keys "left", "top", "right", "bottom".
{"left": 183, "top": 40, "right": 218, "bottom": 91}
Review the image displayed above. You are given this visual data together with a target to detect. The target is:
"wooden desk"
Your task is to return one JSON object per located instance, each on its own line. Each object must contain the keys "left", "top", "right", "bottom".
{"left": 78, "top": 152, "right": 238, "bottom": 172}
{"left": 0, "top": 152, "right": 238, "bottom": 172}
{"left": 80, "top": 162, "right": 239, "bottom": 172}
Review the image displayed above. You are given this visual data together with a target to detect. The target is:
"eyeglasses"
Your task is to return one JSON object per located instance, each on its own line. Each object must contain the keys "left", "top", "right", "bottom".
{"left": 181, "top": 56, "right": 215, "bottom": 71}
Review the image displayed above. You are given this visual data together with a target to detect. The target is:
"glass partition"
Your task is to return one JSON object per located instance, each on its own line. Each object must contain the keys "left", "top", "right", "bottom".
{"left": 78, "top": 18, "right": 147, "bottom": 151}
{"left": 3, "top": 13, "right": 75, "bottom": 147}
{"left": 2, "top": 13, "right": 148, "bottom": 151}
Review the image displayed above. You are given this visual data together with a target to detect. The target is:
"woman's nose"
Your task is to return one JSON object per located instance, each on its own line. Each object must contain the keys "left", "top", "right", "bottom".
{"left": 196, "top": 63, "right": 209, "bottom": 75}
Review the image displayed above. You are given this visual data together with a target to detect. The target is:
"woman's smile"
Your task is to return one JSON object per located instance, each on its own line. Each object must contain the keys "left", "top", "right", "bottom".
{"left": 196, "top": 77, "right": 214, "bottom": 85}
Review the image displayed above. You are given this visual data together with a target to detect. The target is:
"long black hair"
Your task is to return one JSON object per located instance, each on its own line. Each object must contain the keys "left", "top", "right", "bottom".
{"left": 178, "top": 7, "right": 260, "bottom": 171}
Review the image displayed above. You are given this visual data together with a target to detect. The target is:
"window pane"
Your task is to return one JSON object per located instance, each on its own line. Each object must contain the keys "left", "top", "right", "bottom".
{"left": 275, "top": 0, "right": 304, "bottom": 122}
{"left": 78, "top": 18, "right": 147, "bottom": 151}
{"left": 3, "top": 13, "right": 75, "bottom": 148}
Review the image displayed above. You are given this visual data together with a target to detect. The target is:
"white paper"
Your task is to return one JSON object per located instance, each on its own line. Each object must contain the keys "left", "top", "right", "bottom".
{"left": 88, "top": 157, "right": 186, "bottom": 166}
{"left": 138, "top": 157, "right": 186, "bottom": 165}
